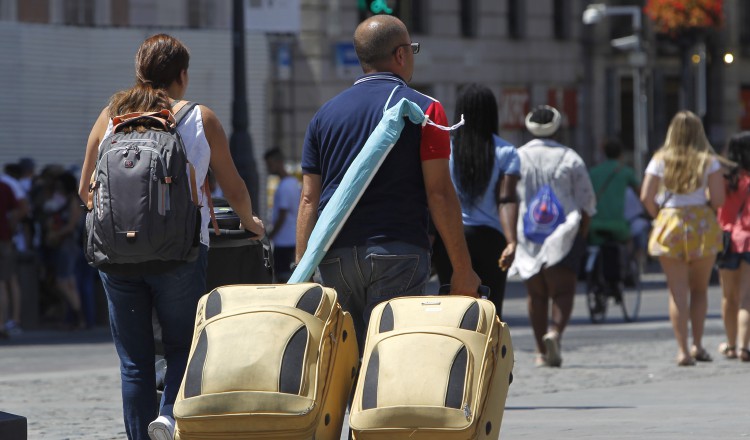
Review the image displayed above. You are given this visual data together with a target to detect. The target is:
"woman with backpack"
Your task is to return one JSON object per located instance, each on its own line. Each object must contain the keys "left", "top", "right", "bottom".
{"left": 511, "top": 105, "right": 597, "bottom": 367}
{"left": 431, "top": 84, "right": 520, "bottom": 318}
{"left": 716, "top": 131, "right": 750, "bottom": 362}
{"left": 640, "top": 110, "right": 724, "bottom": 366}
{"left": 78, "top": 34, "right": 265, "bottom": 440}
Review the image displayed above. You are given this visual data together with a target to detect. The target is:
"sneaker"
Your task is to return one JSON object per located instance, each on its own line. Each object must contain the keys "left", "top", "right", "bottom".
{"left": 542, "top": 331, "right": 562, "bottom": 367}
{"left": 5, "top": 320, "right": 22, "bottom": 336}
{"left": 148, "top": 415, "right": 175, "bottom": 440}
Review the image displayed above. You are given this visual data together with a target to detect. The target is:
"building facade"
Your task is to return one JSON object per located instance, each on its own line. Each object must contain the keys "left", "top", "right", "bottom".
{"left": 1, "top": 0, "right": 749, "bottom": 188}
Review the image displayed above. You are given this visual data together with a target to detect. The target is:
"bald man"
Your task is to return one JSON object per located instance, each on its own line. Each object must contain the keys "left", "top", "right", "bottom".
{"left": 297, "top": 15, "right": 480, "bottom": 345}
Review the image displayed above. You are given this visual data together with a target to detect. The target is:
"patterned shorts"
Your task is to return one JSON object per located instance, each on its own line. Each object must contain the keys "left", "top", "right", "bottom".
{"left": 648, "top": 205, "right": 722, "bottom": 262}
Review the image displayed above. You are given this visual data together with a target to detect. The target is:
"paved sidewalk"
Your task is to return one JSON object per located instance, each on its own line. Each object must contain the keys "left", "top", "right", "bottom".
{"left": 504, "top": 371, "right": 749, "bottom": 438}
{"left": 1, "top": 272, "right": 749, "bottom": 439}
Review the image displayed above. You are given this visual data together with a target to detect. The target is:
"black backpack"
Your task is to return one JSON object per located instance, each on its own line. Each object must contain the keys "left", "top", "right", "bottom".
{"left": 84, "top": 102, "right": 201, "bottom": 273}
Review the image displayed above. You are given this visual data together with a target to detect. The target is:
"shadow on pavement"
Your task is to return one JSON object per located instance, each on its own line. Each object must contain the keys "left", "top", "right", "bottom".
{"left": 0, "top": 326, "right": 112, "bottom": 346}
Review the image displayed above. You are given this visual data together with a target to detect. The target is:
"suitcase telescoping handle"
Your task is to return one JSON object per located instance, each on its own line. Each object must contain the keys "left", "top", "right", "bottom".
{"left": 438, "top": 284, "right": 490, "bottom": 298}
{"left": 212, "top": 228, "right": 259, "bottom": 239}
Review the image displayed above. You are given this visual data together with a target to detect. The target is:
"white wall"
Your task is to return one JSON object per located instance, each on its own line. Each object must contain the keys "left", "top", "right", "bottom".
{"left": 0, "top": 22, "right": 270, "bottom": 214}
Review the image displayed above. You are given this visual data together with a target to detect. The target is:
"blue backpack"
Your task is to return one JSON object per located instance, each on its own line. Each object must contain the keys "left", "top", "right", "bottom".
{"left": 522, "top": 150, "right": 568, "bottom": 244}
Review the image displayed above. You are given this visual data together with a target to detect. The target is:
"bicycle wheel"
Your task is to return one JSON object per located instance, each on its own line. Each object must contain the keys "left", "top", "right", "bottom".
{"left": 584, "top": 246, "right": 607, "bottom": 323}
{"left": 586, "top": 261, "right": 609, "bottom": 324}
{"left": 620, "top": 253, "right": 642, "bottom": 322}
{"left": 586, "top": 277, "right": 608, "bottom": 323}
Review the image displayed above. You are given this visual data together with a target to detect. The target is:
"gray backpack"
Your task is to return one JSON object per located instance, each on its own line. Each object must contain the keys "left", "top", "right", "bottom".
{"left": 84, "top": 102, "right": 201, "bottom": 273}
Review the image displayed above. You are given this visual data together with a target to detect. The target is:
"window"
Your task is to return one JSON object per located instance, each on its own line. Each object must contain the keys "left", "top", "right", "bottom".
{"left": 18, "top": 0, "right": 49, "bottom": 23}
{"left": 129, "top": 0, "right": 157, "bottom": 27}
{"left": 188, "top": 0, "right": 221, "bottom": 29}
{"left": 63, "top": 0, "right": 95, "bottom": 26}
{"left": 460, "top": 0, "right": 478, "bottom": 38}
{"left": 553, "top": 0, "right": 570, "bottom": 40}
{"left": 111, "top": 0, "right": 129, "bottom": 27}
{"left": 508, "top": 0, "right": 525, "bottom": 39}
{"left": 741, "top": 2, "right": 750, "bottom": 56}
{"left": 0, "top": 0, "right": 17, "bottom": 21}
{"left": 740, "top": 86, "right": 750, "bottom": 129}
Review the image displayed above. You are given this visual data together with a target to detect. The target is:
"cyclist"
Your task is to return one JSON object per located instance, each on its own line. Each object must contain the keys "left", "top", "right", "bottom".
{"left": 587, "top": 139, "right": 640, "bottom": 300}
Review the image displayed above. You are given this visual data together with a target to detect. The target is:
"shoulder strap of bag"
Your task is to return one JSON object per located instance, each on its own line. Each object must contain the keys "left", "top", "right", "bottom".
{"left": 520, "top": 145, "right": 568, "bottom": 188}
{"left": 173, "top": 100, "right": 219, "bottom": 235}
{"left": 595, "top": 163, "right": 623, "bottom": 200}
{"left": 173, "top": 101, "right": 198, "bottom": 126}
{"left": 551, "top": 149, "right": 568, "bottom": 179}
{"left": 658, "top": 190, "right": 673, "bottom": 210}
{"left": 112, "top": 109, "right": 175, "bottom": 133}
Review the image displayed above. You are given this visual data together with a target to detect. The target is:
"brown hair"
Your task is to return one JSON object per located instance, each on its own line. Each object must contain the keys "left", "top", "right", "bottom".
{"left": 108, "top": 34, "right": 190, "bottom": 118}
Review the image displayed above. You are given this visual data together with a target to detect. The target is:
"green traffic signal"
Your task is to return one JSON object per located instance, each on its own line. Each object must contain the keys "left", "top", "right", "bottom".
{"left": 358, "top": 0, "right": 394, "bottom": 15}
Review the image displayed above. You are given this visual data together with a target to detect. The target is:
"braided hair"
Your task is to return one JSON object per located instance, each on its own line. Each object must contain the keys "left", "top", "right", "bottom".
{"left": 451, "top": 83, "right": 498, "bottom": 206}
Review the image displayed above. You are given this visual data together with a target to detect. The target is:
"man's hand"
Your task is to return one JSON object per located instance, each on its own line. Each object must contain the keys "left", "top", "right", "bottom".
{"left": 449, "top": 268, "right": 481, "bottom": 298}
{"left": 240, "top": 216, "right": 265, "bottom": 238}
{"left": 498, "top": 242, "right": 516, "bottom": 271}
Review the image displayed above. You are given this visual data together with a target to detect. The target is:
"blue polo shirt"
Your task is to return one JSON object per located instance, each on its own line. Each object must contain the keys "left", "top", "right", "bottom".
{"left": 302, "top": 73, "right": 451, "bottom": 250}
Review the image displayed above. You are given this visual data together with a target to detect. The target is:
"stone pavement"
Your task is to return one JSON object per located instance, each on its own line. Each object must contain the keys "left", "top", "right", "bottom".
{"left": 0, "top": 272, "right": 748, "bottom": 439}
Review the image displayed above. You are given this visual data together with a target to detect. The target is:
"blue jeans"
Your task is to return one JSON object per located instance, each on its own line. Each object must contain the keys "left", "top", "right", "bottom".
{"left": 99, "top": 246, "right": 207, "bottom": 440}
{"left": 318, "top": 241, "right": 430, "bottom": 350}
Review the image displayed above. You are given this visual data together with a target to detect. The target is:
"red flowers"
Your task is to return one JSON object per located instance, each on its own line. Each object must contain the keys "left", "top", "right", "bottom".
{"left": 644, "top": 0, "right": 724, "bottom": 35}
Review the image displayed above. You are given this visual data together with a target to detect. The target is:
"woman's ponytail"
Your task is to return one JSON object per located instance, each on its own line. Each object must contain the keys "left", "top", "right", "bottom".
{"left": 107, "top": 34, "right": 189, "bottom": 118}
{"left": 108, "top": 81, "right": 171, "bottom": 118}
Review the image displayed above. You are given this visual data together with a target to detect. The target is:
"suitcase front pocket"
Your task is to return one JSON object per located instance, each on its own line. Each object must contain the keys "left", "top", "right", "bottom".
{"left": 183, "top": 309, "right": 323, "bottom": 403}
{"left": 355, "top": 330, "right": 485, "bottom": 429}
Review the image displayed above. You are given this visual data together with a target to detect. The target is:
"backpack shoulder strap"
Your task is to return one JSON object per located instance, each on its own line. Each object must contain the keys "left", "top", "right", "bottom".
{"left": 595, "top": 163, "right": 623, "bottom": 200}
{"left": 172, "top": 101, "right": 199, "bottom": 127}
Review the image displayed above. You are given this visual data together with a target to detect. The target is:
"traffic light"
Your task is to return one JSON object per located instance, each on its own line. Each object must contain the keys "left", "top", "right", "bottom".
{"left": 358, "top": 0, "right": 399, "bottom": 21}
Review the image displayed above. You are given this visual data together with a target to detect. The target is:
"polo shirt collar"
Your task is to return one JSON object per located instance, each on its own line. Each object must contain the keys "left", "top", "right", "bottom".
{"left": 353, "top": 72, "right": 408, "bottom": 87}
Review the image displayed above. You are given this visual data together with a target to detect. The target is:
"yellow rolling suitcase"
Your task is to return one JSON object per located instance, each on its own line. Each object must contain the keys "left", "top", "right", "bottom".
{"left": 349, "top": 296, "right": 513, "bottom": 440}
{"left": 173, "top": 283, "right": 358, "bottom": 440}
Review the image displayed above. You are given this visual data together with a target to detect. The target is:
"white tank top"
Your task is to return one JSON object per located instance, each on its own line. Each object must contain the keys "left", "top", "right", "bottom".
{"left": 98, "top": 105, "right": 212, "bottom": 246}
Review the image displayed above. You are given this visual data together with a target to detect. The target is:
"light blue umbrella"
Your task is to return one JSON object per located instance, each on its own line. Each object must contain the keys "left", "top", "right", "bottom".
{"left": 288, "top": 98, "right": 455, "bottom": 283}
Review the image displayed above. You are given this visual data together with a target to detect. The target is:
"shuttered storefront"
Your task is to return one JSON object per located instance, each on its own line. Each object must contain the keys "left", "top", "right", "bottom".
{"left": 0, "top": 22, "right": 269, "bottom": 214}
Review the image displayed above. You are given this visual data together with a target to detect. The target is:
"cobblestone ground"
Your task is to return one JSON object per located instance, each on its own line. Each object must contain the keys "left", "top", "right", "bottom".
{"left": 0, "top": 339, "right": 125, "bottom": 439}
{"left": 1, "top": 273, "right": 747, "bottom": 439}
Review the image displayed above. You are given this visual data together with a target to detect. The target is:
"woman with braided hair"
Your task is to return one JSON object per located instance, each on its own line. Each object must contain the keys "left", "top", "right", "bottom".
{"left": 432, "top": 83, "right": 519, "bottom": 318}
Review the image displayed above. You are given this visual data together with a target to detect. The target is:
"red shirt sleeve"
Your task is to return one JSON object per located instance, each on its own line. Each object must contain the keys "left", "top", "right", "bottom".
{"left": 420, "top": 101, "right": 451, "bottom": 161}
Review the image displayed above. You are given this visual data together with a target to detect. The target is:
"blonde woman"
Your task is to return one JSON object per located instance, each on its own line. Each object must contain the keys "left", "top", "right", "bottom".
{"left": 641, "top": 110, "right": 725, "bottom": 366}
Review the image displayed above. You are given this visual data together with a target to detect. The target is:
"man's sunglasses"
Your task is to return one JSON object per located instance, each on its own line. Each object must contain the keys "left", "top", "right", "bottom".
{"left": 392, "top": 42, "right": 420, "bottom": 55}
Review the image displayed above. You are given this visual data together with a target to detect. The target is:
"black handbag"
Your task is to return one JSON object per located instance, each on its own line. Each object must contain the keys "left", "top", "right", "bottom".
{"left": 718, "top": 230, "right": 732, "bottom": 263}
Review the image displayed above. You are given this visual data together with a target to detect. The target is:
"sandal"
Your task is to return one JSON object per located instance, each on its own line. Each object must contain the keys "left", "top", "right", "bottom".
{"left": 741, "top": 349, "right": 750, "bottom": 363}
{"left": 718, "top": 343, "right": 738, "bottom": 359}
{"left": 677, "top": 355, "right": 696, "bottom": 367}
{"left": 534, "top": 353, "right": 548, "bottom": 368}
{"left": 690, "top": 346, "right": 713, "bottom": 362}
